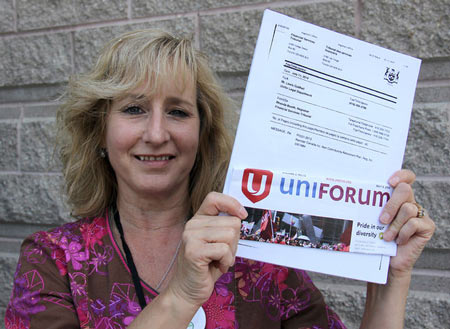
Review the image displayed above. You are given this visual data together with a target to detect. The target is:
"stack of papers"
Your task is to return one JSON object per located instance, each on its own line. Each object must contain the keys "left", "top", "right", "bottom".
{"left": 223, "top": 10, "right": 421, "bottom": 283}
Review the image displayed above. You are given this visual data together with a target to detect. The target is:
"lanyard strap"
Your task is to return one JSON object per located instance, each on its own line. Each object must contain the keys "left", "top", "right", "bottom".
{"left": 112, "top": 205, "right": 148, "bottom": 310}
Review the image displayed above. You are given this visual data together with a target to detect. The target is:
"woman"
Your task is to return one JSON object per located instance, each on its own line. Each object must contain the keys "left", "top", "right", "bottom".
{"left": 5, "top": 29, "right": 435, "bottom": 329}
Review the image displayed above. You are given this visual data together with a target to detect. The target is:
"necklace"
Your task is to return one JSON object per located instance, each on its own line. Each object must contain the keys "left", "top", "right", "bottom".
{"left": 156, "top": 238, "right": 182, "bottom": 291}
{"left": 112, "top": 205, "right": 183, "bottom": 309}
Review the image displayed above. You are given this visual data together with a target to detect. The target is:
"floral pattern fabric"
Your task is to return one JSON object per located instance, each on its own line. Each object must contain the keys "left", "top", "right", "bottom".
{"left": 5, "top": 213, "right": 346, "bottom": 329}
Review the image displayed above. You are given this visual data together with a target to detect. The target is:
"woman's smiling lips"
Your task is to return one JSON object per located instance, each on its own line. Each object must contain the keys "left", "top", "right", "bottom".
{"left": 134, "top": 154, "right": 174, "bottom": 161}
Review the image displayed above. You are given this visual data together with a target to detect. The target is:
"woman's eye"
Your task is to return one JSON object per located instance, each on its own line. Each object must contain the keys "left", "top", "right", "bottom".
{"left": 123, "top": 106, "right": 144, "bottom": 115}
{"left": 169, "top": 108, "right": 188, "bottom": 117}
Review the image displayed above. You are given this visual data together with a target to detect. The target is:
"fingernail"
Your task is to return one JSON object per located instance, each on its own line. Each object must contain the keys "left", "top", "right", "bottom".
{"left": 384, "top": 231, "right": 393, "bottom": 241}
{"left": 239, "top": 207, "right": 248, "bottom": 218}
{"left": 389, "top": 176, "right": 400, "bottom": 186}
{"left": 379, "top": 212, "right": 390, "bottom": 224}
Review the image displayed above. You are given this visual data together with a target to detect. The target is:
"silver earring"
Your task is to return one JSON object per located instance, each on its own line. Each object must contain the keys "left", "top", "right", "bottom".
{"left": 100, "top": 148, "right": 107, "bottom": 158}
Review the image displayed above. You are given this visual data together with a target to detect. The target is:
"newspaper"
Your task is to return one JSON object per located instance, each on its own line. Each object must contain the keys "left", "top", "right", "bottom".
{"left": 223, "top": 10, "right": 421, "bottom": 283}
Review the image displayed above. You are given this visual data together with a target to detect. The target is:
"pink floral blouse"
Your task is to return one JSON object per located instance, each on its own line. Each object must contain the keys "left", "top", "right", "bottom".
{"left": 5, "top": 212, "right": 346, "bottom": 328}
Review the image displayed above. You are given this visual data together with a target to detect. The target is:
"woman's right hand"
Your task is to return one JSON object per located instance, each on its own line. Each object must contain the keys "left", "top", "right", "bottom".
{"left": 128, "top": 193, "right": 246, "bottom": 329}
{"left": 167, "top": 192, "right": 247, "bottom": 308}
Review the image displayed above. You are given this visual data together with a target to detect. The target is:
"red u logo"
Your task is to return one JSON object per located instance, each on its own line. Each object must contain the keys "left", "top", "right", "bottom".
{"left": 241, "top": 168, "right": 273, "bottom": 203}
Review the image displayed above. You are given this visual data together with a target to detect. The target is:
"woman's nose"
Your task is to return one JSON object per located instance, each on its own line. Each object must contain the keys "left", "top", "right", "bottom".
{"left": 142, "top": 112, "right": 170, "bottom": 144}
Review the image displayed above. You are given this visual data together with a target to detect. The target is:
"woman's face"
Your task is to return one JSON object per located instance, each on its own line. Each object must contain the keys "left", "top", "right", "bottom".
{"left": 105, "top": 78, "right": 200, "bottom": 200}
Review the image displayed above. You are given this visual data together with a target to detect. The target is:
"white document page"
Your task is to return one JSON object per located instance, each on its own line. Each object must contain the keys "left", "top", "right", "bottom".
{"left": 224, "top": 10, "right": 421, "bottom": 283}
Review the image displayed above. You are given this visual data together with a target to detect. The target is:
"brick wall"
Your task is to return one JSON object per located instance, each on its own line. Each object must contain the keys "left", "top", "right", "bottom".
{"left": 1, "top": 0, "right": 449, "bottom": 328}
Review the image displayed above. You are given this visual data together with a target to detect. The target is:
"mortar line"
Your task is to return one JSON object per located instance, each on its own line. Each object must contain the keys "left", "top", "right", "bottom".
{"left": 0, "top": 222, "right": 61, "bottom": 230}
{"left": 194, "top": 12, "right": 201, "bottom": 50}
{"left": 16, "top": 105, "right": 23, "bottom": 172}
{"left": 412, "top": 268, "right": 450, "bottom": 277}
{"left": 417, "top": 79, "right": 450, "bottom": 87}
{"left": 21, "top": 117, "right": 57, "bottom": 123}
{"left": 0, "top": 251, "right": 21, "bottom": 258}
{"left": 127, "top": 0, "right": 132, "bottom": 20}
{"left": 228, "top": 91, "right": 246, "bottom": 98}
{"left": 415, "top": 176, "right": 450, "bottom": 183}
{"left": 413, "top": 102, "right": 450, "bottom": 108}
{"left": 0, "top": 236, "right": 24, "bottom": 242}
{"left": 0, "top": 171, "right": 62, "bottom": 176}
{"left": 0, "top": 12, "right": 198, "bottom": 39}
{"left": 69, "top": 31, "right": 75, "bottom": 74}
{"left": 421, "top": 56, "right": 450, "bottom": 63}
{"left": 198, "top": 0, "right": 334, "bottom": 16}
{"left": 12, "top": 0, "right": 18, "bottom": 32}
{"left": 354, "top": 0, "right": 362, "bottom": 39}
{"left": 0, "top": 0, "right": 335, "bottom": 39}
{"left": 0, "top": 100, "right": 63, "bottom": 108}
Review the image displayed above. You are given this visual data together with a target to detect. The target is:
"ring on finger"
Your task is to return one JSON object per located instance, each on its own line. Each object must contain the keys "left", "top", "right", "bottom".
{"left": 413, "top": 202, "right": 426, "bottom": 218}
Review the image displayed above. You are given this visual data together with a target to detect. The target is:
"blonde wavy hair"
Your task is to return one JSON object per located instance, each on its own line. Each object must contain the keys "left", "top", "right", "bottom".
{"left": 57, "top": 29, "right": 232, "bottom": 218}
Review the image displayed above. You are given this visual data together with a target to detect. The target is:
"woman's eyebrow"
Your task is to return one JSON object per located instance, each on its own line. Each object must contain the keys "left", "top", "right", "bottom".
{"left": 115, "top": 94, "right": 195, "bottom": 108}
{"left": 126, "top": 94, "right": 147, "bottom": 102}
{"left": 113, "top": 94, "right": 148, "bottom": 108}
{"left": 165, "top": 96, "right": 195, "bottom": 108}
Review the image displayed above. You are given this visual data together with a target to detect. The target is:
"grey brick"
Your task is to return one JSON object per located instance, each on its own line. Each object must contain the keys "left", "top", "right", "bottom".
{"left": 419, "top": 59, "right": 450, "bottom": 81}
{"left": 409, "top": 270, "right": 450, "bottom": 295}
{"left": 414, "top": 85, "right": 450, "bottom": 103}
{"left": 132, "top": 0, "right": 282, "bottom": 18}
{"left": 226, "top": 93, "right": 244, "bottom": 138}
{"left": 132, "top": 0, "right": 203, "bottom": 17}
{"left": 200, "top": 10, "right": 263, "bottom": 72}
{"left": 404, "top": 291, "right": 450, "bottom": 328}
{"left": 318, "top": 285, "right": 450, "bottom": 329}
{"left": 273, "top": 1, "right": 354, "bottom": 35}
{"left": 1, "top": 224, "right": 56, "bottom": 240}
{"left": 0, "top": 0, "right": 15, "bottom": 33}
{"left": 23, "top": 104, "right": 59, "bottom": 118}
{"left": 0, "top": 121, "right": 18, "bottom": 171}
{"left": 413, "top": 180, "right": 450, "bottom": 249}
{"left": 0, "top": 253, "right": 18, "bottom": 308}
{"left": 0, "top": 174, "right": 69, "bottom": 225}
{"left": 310, "top": 268, "right": 450, "bottom": 294}
{"left": 319, "top": 286, "right": 365, "bottom": 329}
{"left": 217, "top": 74, "right": 246, "bottom": 137}
{"left": 403, "top": 103, "right": 450, "bottom": 175}
{"left": 217, "top": 72, "right": 248, "bottom": 93}
{"left": 0, "top": 84, "right": 66, "bottom": 104}
{"left": 0, "top": 306, "right": 5, "bottom": 329}
{"left": 20, "top": 119, "right": 61, "bottom": 172}
{"left": 360, "top": 0, "right": 450, "bottom": 59}
{"left": 0, "top": 107, "right": 20, "bottom": 120}
{"left": 200, "top": 1, "right": 355, "bottom": 72}
{"left": 309, "top": 271, "right": 366, "bottom": 288}
{"left": 16, "top": 0, "right": 127, "bottom": 31}
{"left": 415, "top": 249, "right": 450, "bottom": 271}
{"left": 0, "top": 33, "right": 72, "bottom": 87}
{"left": 74, "top": 18, "right": 196, "bottom": 73}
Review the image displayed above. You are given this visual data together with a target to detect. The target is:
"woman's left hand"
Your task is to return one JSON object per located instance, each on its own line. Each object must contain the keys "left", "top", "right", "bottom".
{"left": 379, "top": 169, "right": 435, "bottom": 277}
{"left": 360, "top": 169, "right": 435, "bottom": 328}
